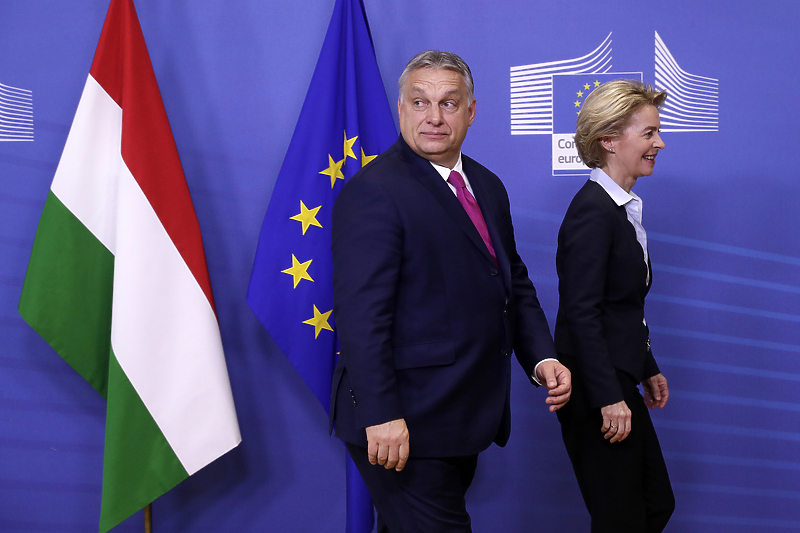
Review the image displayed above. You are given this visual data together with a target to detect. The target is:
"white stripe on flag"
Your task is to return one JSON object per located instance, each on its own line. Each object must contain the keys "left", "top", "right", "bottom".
{"left": 51, "top": 75, "right": 121, "bottom": 254}
{"left": 111, "top": 162, "right": 240, "bottom": 473}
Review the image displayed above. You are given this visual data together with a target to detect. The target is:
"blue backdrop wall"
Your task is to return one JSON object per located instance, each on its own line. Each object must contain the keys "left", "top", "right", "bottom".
{"left": 2, "top": 1, "right": 800, "bottom": 531}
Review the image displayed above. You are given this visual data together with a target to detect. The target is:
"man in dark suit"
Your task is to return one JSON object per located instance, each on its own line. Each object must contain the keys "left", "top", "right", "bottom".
{"left": 330, "top": 50, "right": 571, "bottom": 532}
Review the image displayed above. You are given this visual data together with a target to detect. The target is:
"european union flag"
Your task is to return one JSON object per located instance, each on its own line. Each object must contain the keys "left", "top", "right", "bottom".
{"left": 247, "top": 0, "right": 396, "bottom": 531}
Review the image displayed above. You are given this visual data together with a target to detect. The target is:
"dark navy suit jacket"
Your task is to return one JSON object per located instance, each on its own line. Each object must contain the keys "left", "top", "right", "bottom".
{"left": 330, "top": 136, "right": 556, "bottom": 457}
{"left": 554, "top": 179, "right": 660, "bottom": 410}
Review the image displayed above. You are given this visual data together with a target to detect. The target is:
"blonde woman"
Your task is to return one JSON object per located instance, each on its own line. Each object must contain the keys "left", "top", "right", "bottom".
{"left": 555, "top": 79, "right": 675, "bottom": 532}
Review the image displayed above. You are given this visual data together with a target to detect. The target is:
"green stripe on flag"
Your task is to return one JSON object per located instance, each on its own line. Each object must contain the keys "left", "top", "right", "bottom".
{"left": 100, "top": 350, "right": 188, "bottom": 533}
{"left": 19, "top": 190, "right": 114, "bottom": 399}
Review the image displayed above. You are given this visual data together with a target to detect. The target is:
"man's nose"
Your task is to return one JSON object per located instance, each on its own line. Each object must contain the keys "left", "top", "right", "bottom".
{"left": 427, "top": 104, "right": 443, "bottom": 124}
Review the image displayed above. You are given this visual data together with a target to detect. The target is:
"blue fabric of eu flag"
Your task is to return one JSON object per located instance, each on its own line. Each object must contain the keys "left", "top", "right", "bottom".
{"left": 247, "top": 0, "right": 396, "bottom": 531}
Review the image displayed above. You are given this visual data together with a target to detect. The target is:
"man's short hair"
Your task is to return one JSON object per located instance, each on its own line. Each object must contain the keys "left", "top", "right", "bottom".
{"left": 398, "top": 50, "right": 474, "bottom": 104}
{"left": 575, "top": 79, "right": 667, "bottom": 169}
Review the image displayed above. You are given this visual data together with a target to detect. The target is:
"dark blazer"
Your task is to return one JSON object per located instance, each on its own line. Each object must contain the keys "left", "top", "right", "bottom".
{"left": 554, "top": 179, "right": 660, "bottom": 410}
{"left": 330, "top": 135, "right": 556, "bottom": 457}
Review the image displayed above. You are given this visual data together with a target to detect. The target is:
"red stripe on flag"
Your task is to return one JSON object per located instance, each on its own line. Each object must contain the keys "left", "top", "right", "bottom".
{"left": 89, "top": 0, "right": 216, "bottom": 313}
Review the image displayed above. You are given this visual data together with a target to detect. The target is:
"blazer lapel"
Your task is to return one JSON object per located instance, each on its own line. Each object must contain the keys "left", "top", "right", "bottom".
{"left": 613, "top": 200, "right": 650, "bottom": 292}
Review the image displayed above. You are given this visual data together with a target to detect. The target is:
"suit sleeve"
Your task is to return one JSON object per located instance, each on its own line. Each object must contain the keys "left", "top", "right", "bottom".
{"left": 332, "top": 176, "right": 405, "bottom": 429}
{"left": 557, "top": 196, "right": 625, "bottom": 408}
{"left": 493, "top": 185, "right": 558, "bottom": 382}
{"left": 644, "top": 337, "right": 661, "bottom": 379}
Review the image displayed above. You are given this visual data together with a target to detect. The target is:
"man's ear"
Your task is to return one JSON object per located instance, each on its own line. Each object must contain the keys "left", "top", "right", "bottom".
{"left": 467, "top": 98, "right": 477, "bottom": 126}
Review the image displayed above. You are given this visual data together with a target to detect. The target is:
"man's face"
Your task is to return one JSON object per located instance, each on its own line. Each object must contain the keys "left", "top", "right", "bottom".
{"left": 398, "top": 67, "right": 476, "bottom": 168}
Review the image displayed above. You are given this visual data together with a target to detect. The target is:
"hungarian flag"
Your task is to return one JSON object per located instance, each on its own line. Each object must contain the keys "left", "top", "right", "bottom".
{"left": 18, "top": 0, "right": 241, "bottom": 531}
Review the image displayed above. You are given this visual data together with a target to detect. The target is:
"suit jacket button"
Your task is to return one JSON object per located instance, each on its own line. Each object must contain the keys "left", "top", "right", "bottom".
{"left": 500, "top": 349, "right": 508, "bottom": 357}
{"left": 490, "top": 268, "right": 499, "bottom": 276}
{"left": 349, "top": 389, "right": 357, "bottom": 406}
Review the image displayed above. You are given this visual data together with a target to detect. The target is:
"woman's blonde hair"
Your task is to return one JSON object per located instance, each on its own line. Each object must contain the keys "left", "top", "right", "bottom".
{"left": 575, "top": 80, "right": 667, "bottom": 168}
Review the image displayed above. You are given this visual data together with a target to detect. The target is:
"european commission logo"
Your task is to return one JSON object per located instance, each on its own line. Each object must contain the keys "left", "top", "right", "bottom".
{"left": 510, "top": 32, "right": 718, "bottom": 176}
{"left": 1, "top": 82, "right": 34, "bottom": 142}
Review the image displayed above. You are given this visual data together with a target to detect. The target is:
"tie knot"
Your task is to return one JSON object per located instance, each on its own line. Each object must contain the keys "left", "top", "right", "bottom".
{"left": 448, "top": 170, "right": 466, "bottom": 189}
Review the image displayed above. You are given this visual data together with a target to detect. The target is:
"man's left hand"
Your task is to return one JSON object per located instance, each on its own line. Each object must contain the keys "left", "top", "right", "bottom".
{"left": 642, "top": 373, "right": 669, "bottom": 409}
{"left": 536, "top": 360, "right": 571, "bottom": 412}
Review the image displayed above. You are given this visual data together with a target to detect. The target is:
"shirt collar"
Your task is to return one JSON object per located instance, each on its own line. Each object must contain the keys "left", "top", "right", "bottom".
{"left": 430, "top": 154, "right": 464, "bottom": 181}
{"left": 589, "top": 167, "right": 640, "bottom": 206}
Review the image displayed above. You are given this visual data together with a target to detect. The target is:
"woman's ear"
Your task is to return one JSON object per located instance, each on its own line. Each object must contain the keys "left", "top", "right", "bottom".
{"left": 601, "top": 137, "right": 615, "bottom": 154}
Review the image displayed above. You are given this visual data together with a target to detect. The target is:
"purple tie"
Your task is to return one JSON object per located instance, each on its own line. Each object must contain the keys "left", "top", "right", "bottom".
{"left": 448, "top": 170, "right": 497, "bottom": 264}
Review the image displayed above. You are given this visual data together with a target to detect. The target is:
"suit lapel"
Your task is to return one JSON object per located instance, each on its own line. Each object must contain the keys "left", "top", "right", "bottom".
{"left": 463, "top": 157, "right": 511, "bottom": 281}
{"left": 397, "top": 138, "right": 497, "bottom": 266}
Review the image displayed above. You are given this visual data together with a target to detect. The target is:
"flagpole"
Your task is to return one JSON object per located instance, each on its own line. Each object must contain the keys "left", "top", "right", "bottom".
{"left": 144, "top": 504, "right": 152, "bottom": 533}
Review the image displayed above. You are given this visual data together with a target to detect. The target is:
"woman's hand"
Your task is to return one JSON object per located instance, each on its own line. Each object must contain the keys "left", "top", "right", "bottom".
{"left": 601, "top": 401, "right": 631, "bottom": 443}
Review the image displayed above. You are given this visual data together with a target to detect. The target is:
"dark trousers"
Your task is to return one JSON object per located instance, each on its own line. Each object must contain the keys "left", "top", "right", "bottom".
{"left": 346, "top": 442, "right": 479, "bottom": 533}
{"left": 557, "top": 370, "right": 675, "bottom": 533}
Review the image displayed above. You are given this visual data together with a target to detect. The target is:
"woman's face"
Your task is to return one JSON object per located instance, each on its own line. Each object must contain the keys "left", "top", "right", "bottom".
{"left": 604, "top": 105, "right": 664, "bottom": 188}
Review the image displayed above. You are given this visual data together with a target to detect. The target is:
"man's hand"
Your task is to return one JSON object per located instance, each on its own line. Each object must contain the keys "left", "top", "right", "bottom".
{"left": 601, "top": 401, "right": 631, "bottom": 443}
{"left": 535, "top": 360, "right": 572, "bottom": 412}
{"left": 642, "top": 373, "right": 669, "bottom": 410}
{"left": 365, "top": 418, "right": 410, "bottom": 472}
